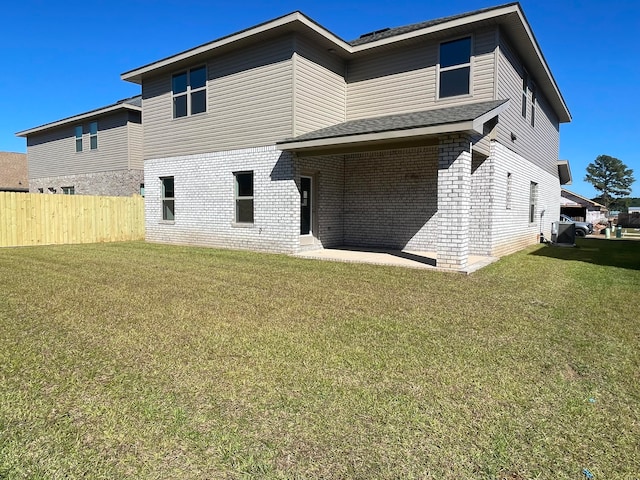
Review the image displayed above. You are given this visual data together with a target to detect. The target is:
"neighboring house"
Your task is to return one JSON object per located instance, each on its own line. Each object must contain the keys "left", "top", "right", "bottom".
{"left": 560, "top": 189, "right": 607, "bottom": 224}
{"left": 0, "top": 152, "right": 28, "bottom": 192}
{"left": 121, "top": 3, "right": 571, "bottom": 271}
{"left": 16, "top": 96, "right": 143, "bottom": 196}
{"left": 628, "top": 207, "right": 640, "bottom": 214}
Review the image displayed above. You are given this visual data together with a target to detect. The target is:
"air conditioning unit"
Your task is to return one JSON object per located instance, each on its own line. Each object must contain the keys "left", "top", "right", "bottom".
{"left": 551, "top": 221, "right": 575, "bottom": 245}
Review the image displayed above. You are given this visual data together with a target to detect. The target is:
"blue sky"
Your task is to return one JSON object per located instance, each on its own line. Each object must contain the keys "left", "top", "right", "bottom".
{"left": 1, "top": 0, "right": 638, "bottom": 198}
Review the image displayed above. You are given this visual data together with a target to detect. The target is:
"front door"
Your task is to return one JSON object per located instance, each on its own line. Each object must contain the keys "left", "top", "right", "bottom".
{"left": 300, "top": 176, "right": 312, "bottom": 236}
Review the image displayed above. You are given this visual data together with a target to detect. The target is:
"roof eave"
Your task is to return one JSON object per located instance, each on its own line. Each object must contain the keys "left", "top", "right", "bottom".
{"left": 121, "top": 12, "right": 353, "bottom": 84}
{"left": 16, "top": 103, "right": 142, "bottom": 137}
{"left": 557, "top": 160, "right": 572, "bottom": 185}
{"left": 278, "top": 120, "right": 476, "bottom": 152}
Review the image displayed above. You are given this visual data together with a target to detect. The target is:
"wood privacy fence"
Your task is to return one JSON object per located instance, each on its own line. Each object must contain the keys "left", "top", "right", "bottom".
{"left": 0, "top": 192, "right": 145, "bottom": 247}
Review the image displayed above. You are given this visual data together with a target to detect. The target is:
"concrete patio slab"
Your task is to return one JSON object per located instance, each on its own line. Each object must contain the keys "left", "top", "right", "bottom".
{"left": 294, "top": 246, "right": 498, "bottom": 274}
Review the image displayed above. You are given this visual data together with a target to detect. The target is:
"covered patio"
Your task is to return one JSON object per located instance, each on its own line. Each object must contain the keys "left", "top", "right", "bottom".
{"left": 278, "top": 100, "right": 509, "bottom": 272}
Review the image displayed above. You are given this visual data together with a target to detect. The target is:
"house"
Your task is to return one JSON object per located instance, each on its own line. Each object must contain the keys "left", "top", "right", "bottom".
{"left": 560, "top": 189, "right": 607, "bottom": 224}
{"left": 16, "top": 96, "right": 143, "bottom": 196}
{"left": 0, "top": 152, "right": 28, "bottom": 192}
{"left": 121, "top": 2, "right": 571, "bottom": 271}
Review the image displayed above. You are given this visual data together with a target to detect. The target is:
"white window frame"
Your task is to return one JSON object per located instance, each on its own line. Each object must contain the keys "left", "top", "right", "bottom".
{"left": 172, "top": 66, "right": 207, "bottom": 118}
{"left": 161, "top": 176, "right": 175, "bottom": 222}
{"left": 437, "top": 36, "right": 473, "bottom": 100}
{"left": 529, "top": 181, "right": 538, "bottom": 224}
{"left": 234, "top": 171, "right": 254, "bottom": 225}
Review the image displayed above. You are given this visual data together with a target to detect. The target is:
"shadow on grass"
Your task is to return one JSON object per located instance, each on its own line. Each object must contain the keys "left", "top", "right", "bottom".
{"left": 529, "top": 237, "right": 640, "bottom": 270}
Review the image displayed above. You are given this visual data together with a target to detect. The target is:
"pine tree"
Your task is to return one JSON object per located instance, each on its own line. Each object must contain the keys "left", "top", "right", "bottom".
{"left": 584, "top": 155, "right": 634, "bottom": 209}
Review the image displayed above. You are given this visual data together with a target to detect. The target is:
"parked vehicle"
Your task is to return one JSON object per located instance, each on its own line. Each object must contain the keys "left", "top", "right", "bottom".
{"left": 560, "top": 214, "right": 594, "bottom": 237}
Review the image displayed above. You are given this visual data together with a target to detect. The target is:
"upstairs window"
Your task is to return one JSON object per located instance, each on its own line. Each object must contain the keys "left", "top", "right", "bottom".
{"left": 521, "top": 73, "right": 528, "bottom": 118}
{"left": 234, "top": 171, "right": 254, "bottom": 224}
{"left": 62, "top": 186, "right": 75, "bottom": 195}
{"left": 531, "top": 90, "right": 536, "bottom": 127}
{"left": 438, "top": 37, "right": 471, "bottom": 98}
{"left": 89, "top": 122, "right": 98, "bottom": 150}
{"left": 172, "top": 66, "right": 207, "bottom": 118}
{"left": 75, "top": 126, "right": 83, "bottom": 152}
{"left": 161, "top": 176, "right": 175, "bottom": 221}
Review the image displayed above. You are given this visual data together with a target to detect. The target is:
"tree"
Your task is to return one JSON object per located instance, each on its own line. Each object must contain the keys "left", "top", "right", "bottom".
{"left": 584, "top": 155, "right": 635, "bottom": 209}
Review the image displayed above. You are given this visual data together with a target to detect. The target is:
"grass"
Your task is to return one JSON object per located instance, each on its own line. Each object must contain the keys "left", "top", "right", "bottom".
{"left": 0, "top": 239, "right": 638, "bottom": 479}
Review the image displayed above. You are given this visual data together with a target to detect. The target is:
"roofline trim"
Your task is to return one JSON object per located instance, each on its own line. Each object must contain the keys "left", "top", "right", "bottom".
{"left": 277, "top": 120, "right": 477, "bottom": 151}
{"left": 16, "top": 102, "right": 142, "bottom": 137}
{"left": 120, "top": 12, "right": 352, "bottom": 83}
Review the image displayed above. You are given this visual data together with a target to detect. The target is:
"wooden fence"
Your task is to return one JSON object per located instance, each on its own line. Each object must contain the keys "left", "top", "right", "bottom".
{"left": 617, "top": 212, "right": 640, "bottom": 228}
{"left": 0, "top": 192, "right": 145, "bottom": 247}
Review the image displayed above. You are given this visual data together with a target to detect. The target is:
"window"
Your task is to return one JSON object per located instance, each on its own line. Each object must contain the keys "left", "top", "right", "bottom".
{"left": 140, "top": 183, "right": 145, "bottom": 197}
{"left": 234, "top": 172, "right": 254, "bottom": 224}
{"left": 75, "top": 126, "right": 83, "bottom": 152}
{"left": 89, "top": 122, "right": 98, "bottom": 150}
{"left": 531, "top": 90, "right": 536, "bottom": 127}
{"left": 62, "top": 186, "right": 75, "bottom": 195}
{"left": 438, "top": 37, "right": 471, "bottom": 98}
{"left": 506, "top": 173, "right": 512, "bottom": 210}
{"left": 172, "top": 66, "right": 207, "bottom": 118}
{"left": 161, "top": 177, "right": 175, "bottom": 221}
{"left": 529, "top": 182, "right": 538, "bottom": 223}
{"left": 521, "top": 73, "right": 528, "bottom": 118}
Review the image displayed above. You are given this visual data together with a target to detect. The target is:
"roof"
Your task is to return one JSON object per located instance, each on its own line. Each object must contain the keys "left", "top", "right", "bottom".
{"left": 349, "top": 3, "right": 517, "bottom": 46}
{"left": 561, "top": 189, "right": 607, "bottom": 209}
{"left": 120, "top": 4, "right": 570, "bottom": 123}
{"left": 277, "top": 100, "right": 509, "bottom": 152}
{"left": 16, "top": 95, "right": 142, "bottom": 137}
{"left": 0, "top": 152, "right": 28, "bottom": 191}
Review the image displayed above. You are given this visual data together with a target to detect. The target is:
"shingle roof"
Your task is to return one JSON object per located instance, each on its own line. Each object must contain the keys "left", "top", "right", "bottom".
{"left": 279, "top": 100, "right": 507, "bottom": 144}
{"left": 16, "top": 95, "right": 142, "bottom": 137}
{"left": 349, "top": 3, "right": 518, "bottom": 46}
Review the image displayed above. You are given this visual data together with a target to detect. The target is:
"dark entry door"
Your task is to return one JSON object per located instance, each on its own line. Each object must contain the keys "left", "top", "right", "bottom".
{"left": 300, "top": 176, "right": 312, "bottom": 235}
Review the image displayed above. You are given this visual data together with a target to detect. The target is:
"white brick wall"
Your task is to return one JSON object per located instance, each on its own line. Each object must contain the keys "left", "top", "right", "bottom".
{"left": 484, "top": 141, "right": 560, "bottom": 256}
{"left": 144, "top": 146, "right": 300, "bottom": 253}
{"left": 343, "top": 146, "right": 439, "bottom": 249}
{"left": 144, "top": 140, "right": 561, "bottom": 265}
{"left": 437, "top": 134, "right": 472, "bottom": 269}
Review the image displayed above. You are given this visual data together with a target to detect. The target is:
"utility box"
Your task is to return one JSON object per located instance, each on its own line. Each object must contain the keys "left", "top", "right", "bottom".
{"left": 551, "top": 221, "right": 576, "bottom": 245}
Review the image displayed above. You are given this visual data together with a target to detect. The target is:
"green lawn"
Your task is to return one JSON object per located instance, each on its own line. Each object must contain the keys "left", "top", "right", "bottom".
{"left": 0, "top": 240, "right": 638, "bottom": 479}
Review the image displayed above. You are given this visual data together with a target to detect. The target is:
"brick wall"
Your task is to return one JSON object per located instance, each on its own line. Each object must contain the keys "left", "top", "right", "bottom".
{"left": 343, "top": 146, "right": 439, "bottom": 250}
{"left": 487, "top": 141, "right": 560, "bottom": 257}
{"left": 144, "top": 146, "right": 300, "bottom": 253}
{"left": 293, "top": 154, "right": 345, "bottom": 249}
{"left": 437, "top": 134, "right": 471, "bottom": 269}
{"left": 30, "top": 170, "right": 143, "bottom": 196}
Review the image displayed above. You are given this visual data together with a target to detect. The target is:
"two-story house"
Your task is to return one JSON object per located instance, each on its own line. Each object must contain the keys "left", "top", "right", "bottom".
{"left": 16, "top": 96, "right": 143, "bottom": 196}
{"left": 121, "top": 2, "right": 571, "bottom": 271}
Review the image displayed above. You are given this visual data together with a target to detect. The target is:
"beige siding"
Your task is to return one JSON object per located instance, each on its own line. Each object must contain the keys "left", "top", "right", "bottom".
{"left": 127, "top": 112, "right": 144, "bottom": 170}
{"left": 293, "top": 35, "right": 346, "bottom": 136}
{"left": 346, "top": 28, "right": 497, "bottom": 120}
{"left": 142, "top": 36, "right": 295, "bottom": 159}
{"left": 27, "top": 112, "right": 131, "bottom": 179}
{"left": 496, "top": 35, "right": 560, "bottom": 176}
